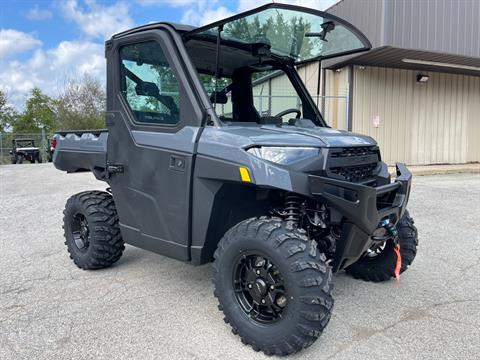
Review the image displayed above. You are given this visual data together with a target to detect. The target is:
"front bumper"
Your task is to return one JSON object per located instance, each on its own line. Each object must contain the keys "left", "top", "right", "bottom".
{"left": 308, "top": 162, "right": 412, "bottom": 271}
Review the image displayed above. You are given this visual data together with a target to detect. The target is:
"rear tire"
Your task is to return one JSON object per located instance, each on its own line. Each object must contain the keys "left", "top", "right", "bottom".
{"left": 345, "top": 210, "right": 418, "bottom": 282}
{"left": 63, "top": 190, "right": 125, "bottom": 270}
{"left": 212, "top": 217, "right": 334, "bottom": 356}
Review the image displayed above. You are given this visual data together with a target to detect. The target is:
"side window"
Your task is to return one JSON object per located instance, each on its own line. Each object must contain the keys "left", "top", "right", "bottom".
{"left": 119, "top": 41, "right": 180, "bottom": 125}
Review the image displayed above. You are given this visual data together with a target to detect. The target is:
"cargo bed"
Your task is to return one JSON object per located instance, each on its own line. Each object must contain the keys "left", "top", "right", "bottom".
{"left": 53, "top": 129, "right": 109, "bottom": 181}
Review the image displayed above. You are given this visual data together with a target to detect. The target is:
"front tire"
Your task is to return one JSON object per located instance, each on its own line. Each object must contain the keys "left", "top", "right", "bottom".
{"left": 212, "top": 217, "right": 333, "bottom": 356}
{"left": 346, "top": 210, "right": 418, "bottom": 282}
{"left": 63, "top": 190, "right": 125, "bottom": 270}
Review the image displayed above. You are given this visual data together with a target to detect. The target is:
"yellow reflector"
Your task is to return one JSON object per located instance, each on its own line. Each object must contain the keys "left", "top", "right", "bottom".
{"left": 239, "top": 167, "right": 252, "bottom": 182}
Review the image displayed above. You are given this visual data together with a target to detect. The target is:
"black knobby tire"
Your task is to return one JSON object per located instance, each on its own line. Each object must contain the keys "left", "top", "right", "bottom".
{"left": 345, "top": 210, "right": 418, "bottom": 282}
{"left": 11, "top": 157, "right": 16, "bottom": 164}
{"left": 63, "top": 190, "right": 125, "bottom": 270}
{"left": 212, "top": 217, "right": 334, "bottom": 356}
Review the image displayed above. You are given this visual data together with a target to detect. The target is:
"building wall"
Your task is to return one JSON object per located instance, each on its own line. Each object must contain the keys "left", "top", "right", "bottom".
{"left": 296, "top": 62, "right": 349, "bottom": 130}
{"left": 351, "top": 65, "right": 480, "bottom": 165}
{"left": 323, "top": 67, "right": 349, "bottom": 130}
{"left": 327, "top": 0, "right": 383, "bottom": 47}
{"left": 327, "top": 0, "right": 480, "bottom": 58}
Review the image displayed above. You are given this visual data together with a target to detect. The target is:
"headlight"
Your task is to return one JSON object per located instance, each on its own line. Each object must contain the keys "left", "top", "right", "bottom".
{"left": 246, "top": 146, "right": 319, "bottom": 165}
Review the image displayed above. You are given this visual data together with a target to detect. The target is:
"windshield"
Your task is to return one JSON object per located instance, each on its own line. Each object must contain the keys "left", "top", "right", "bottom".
{"left": 187, "top": 4, "right": 370, "bottom": 63}
{"left": 15, "top": 140, "right": 35, "bottom": 147}
{"left": 195, "top": 65, "right": 319, "bottom": 126}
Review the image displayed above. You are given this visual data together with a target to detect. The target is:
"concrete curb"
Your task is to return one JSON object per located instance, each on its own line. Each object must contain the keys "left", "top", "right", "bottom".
{"left": 389, "top": 163, "right": 480, "bottom": 176}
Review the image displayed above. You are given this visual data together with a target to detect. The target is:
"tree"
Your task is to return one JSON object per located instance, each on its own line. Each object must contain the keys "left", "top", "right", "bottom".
{"left": 55, "top": 74, "right": 106, "bottom": 130}
{"left": 13, "top": 87, "right": 56, "bottom": 133}
{"left": 224, "top": 13, "right": 313, "bottom": 60}
{"left": 0, "top": 90, "right": 18, "bottom": 132}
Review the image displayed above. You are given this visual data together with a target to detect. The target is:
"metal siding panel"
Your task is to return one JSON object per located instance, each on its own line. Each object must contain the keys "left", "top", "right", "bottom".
{"left": 466, "top": 76, "right": 478, "bottom": 162}
{"left": 351, "top": 66, "right": 479, "bottom": 165}
{"left": 329, "top": 0, "right": 480, "bottom": 58}
{"left": 303, "top": 62, "right": 320, "bottom": 95}
{"left": 327, "top": 0, "right": 383, "bottom": 47}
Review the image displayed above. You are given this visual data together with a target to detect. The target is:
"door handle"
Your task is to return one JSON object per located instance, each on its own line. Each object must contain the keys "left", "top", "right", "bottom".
{"left": 169, "top": 155, "right": 186, "bottom": 172}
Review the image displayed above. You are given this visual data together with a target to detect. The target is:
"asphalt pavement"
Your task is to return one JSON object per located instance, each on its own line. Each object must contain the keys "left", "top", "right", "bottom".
{"left": 1, "top": 163, "right": 479, "bottom": 360}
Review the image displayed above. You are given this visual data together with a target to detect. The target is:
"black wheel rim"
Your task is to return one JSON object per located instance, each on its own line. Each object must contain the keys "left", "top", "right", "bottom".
{"left": 71, "top": 213, "right": 90, "bottom": 252}
{"left": 233, "top": 253, "right": 287, "bottom": 324}
{"left": 361, "top": 239, "right": 393, "bottom": 262}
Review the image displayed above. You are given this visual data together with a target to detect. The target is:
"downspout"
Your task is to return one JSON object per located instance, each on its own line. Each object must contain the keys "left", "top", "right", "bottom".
{"left": 268, "top": 78, "right": 272, "bottom": 115}
{"left": 316, "top": 60, "right": 326, "bottom": 115}
{"left": 347, "top": 64, "right": 354, "bottom": 131}
{"left": 316, "top": 60, "right": 321, "bottom": 107}
{"left": 381, "top": 0, "right": 392, "bottom": 46}
{"left": 320, "top": 64, "right": 326, "bottom": 115}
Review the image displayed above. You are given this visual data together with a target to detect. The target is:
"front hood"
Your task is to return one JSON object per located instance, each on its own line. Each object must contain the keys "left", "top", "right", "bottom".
{"left": 259, "top": 125, "right": 376, "bottom": 147}
{"left": 202, "top": 125, "right": 376, "bottom": 148}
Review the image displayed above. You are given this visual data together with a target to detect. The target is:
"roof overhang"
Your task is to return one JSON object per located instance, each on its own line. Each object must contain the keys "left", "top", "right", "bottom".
{"left": 322, "top": 46, "right": 480, "bottom": 77}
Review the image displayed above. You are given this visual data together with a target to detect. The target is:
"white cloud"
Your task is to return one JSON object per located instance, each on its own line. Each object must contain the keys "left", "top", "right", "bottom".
{"left": 137, "top": 0, "right": 198, "bottom": 6}
{"left": 0, "top": 41, "right": 105, "bottom": 109}
{"left": 25, "top": 5, "right": 53, "bottom": 20}
{"left": 61, "top": 0, "right": 134, "bottom": 40}
{"left": 1, "top": 0, "right": 136, "bottom": 109}
{"left": 177, "top": 0, "right": 337, "bottom": 27}
{"left": 0, "top": 29, "right": 42, "bottom": 59}
{"left": 181, "top": 5, "right": 234, "bottom": 26}
{"left": 202, "top": 6, "right": 235, "bottom": 24}
{"left": 238, "top": 0, "right": 337, "bottom": 12}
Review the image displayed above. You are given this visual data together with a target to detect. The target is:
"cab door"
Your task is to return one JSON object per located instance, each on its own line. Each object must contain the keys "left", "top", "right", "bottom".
{"left": 105, "top": 29, "right": 203, "bottom": 261}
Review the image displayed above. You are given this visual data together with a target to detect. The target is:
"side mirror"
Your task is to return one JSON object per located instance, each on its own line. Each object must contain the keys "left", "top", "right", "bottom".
{"left": 135, "top": 82, "right": 160, "bottom": 98}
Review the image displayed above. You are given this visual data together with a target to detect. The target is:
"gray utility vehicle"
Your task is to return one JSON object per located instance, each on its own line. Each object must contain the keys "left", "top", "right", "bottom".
{"left": 10, "top": 138, "right": 42, "bottom": 164}
{"left": 54, "top": 4, "right": 418, "bottom": 356}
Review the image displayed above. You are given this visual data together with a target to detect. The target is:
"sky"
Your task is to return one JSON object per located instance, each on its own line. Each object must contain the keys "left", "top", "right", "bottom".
{"left": 0, "top": 0, "right": 337, "bottom": 109}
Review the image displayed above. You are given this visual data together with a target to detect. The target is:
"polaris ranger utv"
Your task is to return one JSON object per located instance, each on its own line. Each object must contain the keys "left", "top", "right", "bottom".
{"left": 54, "top": 4, "right": 418, "bottom": 356}
{"left": 10, "top": 138, "right": 42, "bottom": 164}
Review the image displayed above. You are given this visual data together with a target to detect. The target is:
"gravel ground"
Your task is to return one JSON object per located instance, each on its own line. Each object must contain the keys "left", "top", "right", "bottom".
{"left": 1, "top": 163, "right": 479, "bottom": 360}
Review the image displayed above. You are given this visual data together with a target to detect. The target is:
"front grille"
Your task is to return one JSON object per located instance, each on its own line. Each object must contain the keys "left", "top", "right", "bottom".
{"left": 330, "top": 146, "right": 379, "bottom": 158}
{"left": 330, "top": 163, "right": 378, "bottom": 182}
{"left": 327, "top": 146, "right": 380, "bottom": 183}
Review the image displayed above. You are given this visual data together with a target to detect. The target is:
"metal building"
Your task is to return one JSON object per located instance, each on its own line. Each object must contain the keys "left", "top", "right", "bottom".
{"left": 256, "top": 0, "right": 480, "bottom": 165}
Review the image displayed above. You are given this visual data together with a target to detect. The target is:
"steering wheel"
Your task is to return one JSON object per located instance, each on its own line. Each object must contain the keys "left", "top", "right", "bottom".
{"left": 275, "top": 108, "right": 301, "bottom": 119}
